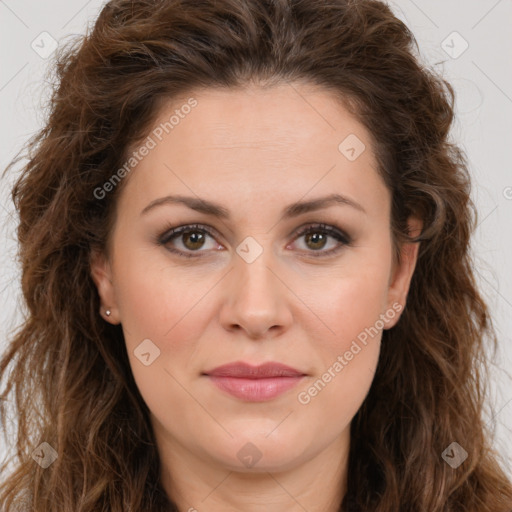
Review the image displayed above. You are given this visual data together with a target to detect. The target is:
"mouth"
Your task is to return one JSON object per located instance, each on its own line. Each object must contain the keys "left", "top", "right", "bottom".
{"left": 202, "top": 361, "right": 307, "bottom": 402}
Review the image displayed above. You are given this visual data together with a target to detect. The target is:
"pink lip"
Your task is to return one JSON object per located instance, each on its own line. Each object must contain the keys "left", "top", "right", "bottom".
{"left": 204, "top": 362, "right": 306, "bottom": 401}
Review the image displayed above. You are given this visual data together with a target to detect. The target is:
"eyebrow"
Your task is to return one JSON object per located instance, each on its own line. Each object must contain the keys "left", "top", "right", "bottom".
{"left": 140, "top": 192, "right": 366, "bottom": 219}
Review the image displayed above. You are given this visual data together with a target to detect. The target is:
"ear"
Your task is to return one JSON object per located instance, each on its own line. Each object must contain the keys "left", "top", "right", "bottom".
{"left": 384, "top": 216, "right": 422, "bottom": 329}
{"left": 90, "top": 248, "right": 120, "bottom": 324}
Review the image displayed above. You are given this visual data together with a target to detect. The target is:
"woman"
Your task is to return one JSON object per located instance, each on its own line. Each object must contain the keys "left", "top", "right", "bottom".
{"left": 1, "top": 0, "right": 511, "bottom": 510}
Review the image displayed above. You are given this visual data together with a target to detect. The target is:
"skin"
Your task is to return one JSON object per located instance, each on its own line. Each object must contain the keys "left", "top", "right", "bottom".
{"left": 90, "top": 82, "right": 421, "bottom": 512}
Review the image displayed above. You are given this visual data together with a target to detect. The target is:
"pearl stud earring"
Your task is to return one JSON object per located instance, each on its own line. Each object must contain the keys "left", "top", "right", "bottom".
{"left": 105, "top": 309, "right": 111, "bottom": 317}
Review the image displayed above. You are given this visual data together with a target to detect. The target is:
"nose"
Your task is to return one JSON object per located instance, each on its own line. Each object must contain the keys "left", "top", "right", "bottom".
{"left": 219, "top": 246, "right": 293, "bottom": 339}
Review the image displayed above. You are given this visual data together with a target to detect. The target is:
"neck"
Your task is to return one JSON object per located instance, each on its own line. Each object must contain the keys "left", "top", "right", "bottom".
{"left": 156, "top": 428, "right": 349, "bottom": 512}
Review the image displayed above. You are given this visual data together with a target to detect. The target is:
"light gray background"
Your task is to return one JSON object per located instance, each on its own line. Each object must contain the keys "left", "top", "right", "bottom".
{"left": 1, "top": 0, "right": 511, "bottom": 477}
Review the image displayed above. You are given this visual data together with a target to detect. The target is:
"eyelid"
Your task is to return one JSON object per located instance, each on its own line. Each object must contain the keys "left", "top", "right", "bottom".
{"left": 157, "top": 222, "right": 351, "bottom": 258}
{"left": 289, "top": 222, "right": 351, "bottom": 257}
{"left": 291, "top": 222, "right": 351, "bottom": 244}
{"left": 157, "top": 223, "right": 222, "bottom": 258}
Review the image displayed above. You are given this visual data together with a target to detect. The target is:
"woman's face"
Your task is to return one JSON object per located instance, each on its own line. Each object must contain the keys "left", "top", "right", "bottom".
{"left": 91, "top": 83, "right": 419, "bottom": 475}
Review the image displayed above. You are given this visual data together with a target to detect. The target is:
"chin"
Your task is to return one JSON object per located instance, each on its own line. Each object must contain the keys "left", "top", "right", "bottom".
{"left": 201, "top": 427, "right": 313, "bottom": 473}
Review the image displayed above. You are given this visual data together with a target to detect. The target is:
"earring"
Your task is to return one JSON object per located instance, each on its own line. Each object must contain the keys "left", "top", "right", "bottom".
{"left": 105, "top": 309, "right": 111, "bottom": 317}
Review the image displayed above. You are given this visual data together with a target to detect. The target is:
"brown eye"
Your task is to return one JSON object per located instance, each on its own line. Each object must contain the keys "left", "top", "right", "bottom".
{"left": 304, "top": 232, "right": 328, "bottom": 251}
{"left": 158, "top": 222, "right": 351, "bottom": 260}
{"left": 292, "top": 223, "right": 351, "bottom": 257}
{"left": 181, "top": 230, "right": 207, "bottom": 250}
{"left": 158, "top": 224, "right": 221, "bottom": 258}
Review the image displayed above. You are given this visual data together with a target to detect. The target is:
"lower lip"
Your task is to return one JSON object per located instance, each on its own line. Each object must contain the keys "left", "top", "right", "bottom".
{"left": 207, "top": 376, "right": 304, "bottom": 401}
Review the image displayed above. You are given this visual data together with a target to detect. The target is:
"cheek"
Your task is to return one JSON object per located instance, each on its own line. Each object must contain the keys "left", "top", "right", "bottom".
{"left": 114, "top": 258, "right": 210, "bottom": 424}
{"left": 296, "top": 309, "right": 383, "bottom": 434}
{"left": 113, "top": 247, "right": 211, "bottom": 342}
{"left": 298, "top": 342, "right": 380, "bottom": 434}
{"left": 314, "top": 257, "right": 392, "bottom": 353}
{"left": 294, "top": 256, "right": 391, "bottom": 423}
{"left": 111, "top": 251, "right": 216, "bottom": 411}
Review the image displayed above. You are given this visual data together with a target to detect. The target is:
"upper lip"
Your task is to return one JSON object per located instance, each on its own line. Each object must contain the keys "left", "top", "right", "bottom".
{"left": 203, "top": 361, "right": 305, "bottom": 378}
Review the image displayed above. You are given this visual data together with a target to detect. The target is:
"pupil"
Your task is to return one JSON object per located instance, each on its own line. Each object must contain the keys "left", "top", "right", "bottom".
{"left": 307, "top": 232, "right": 326, "bottom": 250}
{"left": 184, "top": 231, "right": 204, "bottom": 249}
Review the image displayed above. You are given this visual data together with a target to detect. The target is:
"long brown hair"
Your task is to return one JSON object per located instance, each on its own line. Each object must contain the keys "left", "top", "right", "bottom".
{"left": 1, "top": 0, "right": 511, "bottom": 510}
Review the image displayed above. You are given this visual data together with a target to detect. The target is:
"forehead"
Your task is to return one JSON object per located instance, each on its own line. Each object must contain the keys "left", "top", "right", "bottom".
{"left": 117, "top": 83, "right": 388, "bottom": 220}
{"left": 151, "top": 83, "right": 367, "bottom": 157}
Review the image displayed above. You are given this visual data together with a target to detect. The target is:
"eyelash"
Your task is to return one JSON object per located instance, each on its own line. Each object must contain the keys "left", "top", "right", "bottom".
{"left": 157, "top": 222, "right": 352, "bottom": 259}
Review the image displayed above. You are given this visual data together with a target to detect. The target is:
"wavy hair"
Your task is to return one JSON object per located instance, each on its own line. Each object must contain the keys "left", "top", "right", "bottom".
{"left": 1, "top": 0, "right": 511, "bottom": 510}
